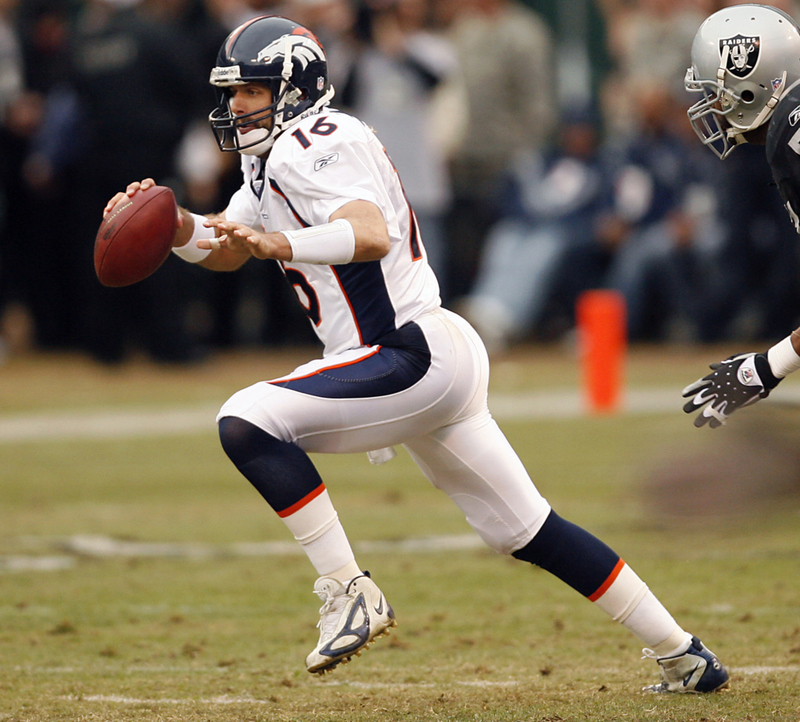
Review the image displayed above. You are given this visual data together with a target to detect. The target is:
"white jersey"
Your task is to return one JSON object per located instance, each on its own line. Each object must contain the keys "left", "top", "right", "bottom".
{"left": 224, "top": 109, "right": 442, "bottom": 356}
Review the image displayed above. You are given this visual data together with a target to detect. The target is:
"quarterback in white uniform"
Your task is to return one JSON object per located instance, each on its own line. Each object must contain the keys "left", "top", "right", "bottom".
{"left": 106, "top": 16, "right": 728, "bottom": 692}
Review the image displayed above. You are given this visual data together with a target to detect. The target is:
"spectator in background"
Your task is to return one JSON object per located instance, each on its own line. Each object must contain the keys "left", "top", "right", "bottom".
{"left": 207, "top": 0, "right": 293, "bottom": 30}
{"left": 0, "top": 0, "right": 75, "bottom": 354}
{"left": 0, "top": 0, "right": 23, "bottom": 358}
{"left": 336, "top": 0, "right": 464, "bottom": 291}
{"left": 439, "top": 0, "right": 556, "bottom": 303}
{"left": 66, "top": 0, "right": 208, "bottom": 363}
{"left": 0, "top": 0, "right": 20, "bottom": 106}
{"left": 13, "top": 0, "right": 84, "bottom": 352}
{"left": 602, "top": 83, "right": 723, "bottom": 342}
{"left": 287, "top": 0, "right": 358, "bottom": 93}
{"left": 599, "top": 0, "right": 706, "bottom": 134}
{"left": 460, "top": 107, "right": 611, "bottom": 354}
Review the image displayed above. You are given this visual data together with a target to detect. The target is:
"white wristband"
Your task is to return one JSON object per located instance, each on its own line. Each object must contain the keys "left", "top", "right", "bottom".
{"left": 171, "top": 213, "right": 213, "bottom": 263}
{"left": 282, "top": 219, "right": 356, "bottom": 265}
{"left": 767, "top": 335, "right": 800, "bottom": 378}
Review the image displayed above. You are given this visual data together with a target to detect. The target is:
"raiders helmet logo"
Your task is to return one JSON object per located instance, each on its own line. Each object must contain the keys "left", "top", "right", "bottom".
{"left": 720, "top": 35, "right": 760, "bottom": 78}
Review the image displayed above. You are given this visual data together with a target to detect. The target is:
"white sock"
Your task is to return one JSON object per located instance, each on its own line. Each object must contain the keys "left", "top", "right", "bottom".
{"left": 279, "top": 488, "right": 359, "bottom": 577}
{"left": 328, "top": 560, "right": 363, "bottom": 584}
{"left": 622, "top": 591, "right": 692, "bottom": 654}
{"left": 298, "top": 520, "right": 359, "bottom": 578}
{"left": 590, "top": 561, "right": 692, "bottom": 652}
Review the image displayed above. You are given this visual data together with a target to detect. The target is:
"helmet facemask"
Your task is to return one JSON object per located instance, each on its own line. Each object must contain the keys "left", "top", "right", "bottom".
{"left": 685, "top": 64, "right": 740, "bottom": 159}
{"left": 209, "top": 79, "right": 305, "bottom": 156}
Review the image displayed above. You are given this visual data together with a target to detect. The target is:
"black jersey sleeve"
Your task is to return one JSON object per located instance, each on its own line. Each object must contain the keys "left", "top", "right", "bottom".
{"left": 766, "top": 85, "right": 800, "bottom": 233}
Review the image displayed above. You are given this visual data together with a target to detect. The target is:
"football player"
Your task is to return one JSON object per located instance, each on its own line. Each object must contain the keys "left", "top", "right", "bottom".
{"left": 106, "top": 16, "right": 728, "bottom": 691}
{"left": 683, "top": 4, "right": 800, "bottom": 426}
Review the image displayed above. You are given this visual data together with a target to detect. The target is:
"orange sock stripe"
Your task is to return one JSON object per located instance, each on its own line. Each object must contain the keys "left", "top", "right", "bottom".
{"left": 277, "top": 483, "right": 326, "bottom": 518}
{"left": 588, "top": 558, "right": 625, "bottom": 602}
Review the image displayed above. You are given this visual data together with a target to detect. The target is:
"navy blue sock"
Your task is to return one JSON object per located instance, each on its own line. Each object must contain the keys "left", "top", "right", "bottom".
{"left": 512, "top": 509, "right": 621, "bottom": 598}
{"left": 218, "top": 415, "right": 324, "bottom": 515}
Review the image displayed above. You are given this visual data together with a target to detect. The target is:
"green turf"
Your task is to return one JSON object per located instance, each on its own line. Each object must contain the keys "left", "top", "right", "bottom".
{"left": 1, "top": 345, "right": 799, "bottom": 721}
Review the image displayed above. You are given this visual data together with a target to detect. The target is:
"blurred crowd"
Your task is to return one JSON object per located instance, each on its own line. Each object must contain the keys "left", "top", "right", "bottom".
{"left": 1, "top": 0, "right": 800, "bottom": 364}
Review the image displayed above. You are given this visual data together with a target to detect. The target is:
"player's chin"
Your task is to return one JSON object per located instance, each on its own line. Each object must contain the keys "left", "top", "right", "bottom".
{"left": 238, "top": 122, "right": 270, "bottom": 134}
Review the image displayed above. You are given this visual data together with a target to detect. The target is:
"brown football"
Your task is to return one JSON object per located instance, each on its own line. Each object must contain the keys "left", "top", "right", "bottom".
{"left": 94, "top": 185, "right": 178, "bottom": 287}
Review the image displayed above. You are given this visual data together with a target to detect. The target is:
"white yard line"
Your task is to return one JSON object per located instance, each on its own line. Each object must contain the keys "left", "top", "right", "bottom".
{"left": 58, "top": 533, "right": 484, "bottom": 559}
{"left": 4, "top": 385, "right": 800, "bottom": 444}
{"left": 0, "top": 403, "right": 220, "bottom": 443}
{"left": 0, "top": 533, "right": 486, "bottom": 572}
{"left": 51, "top": 666, "right": 800, "bottom": 705}
{"left": 0, "top": 388, "right": 676, "bottom": 444}
{"left": 60, "top": 694, "right": 275, "bottom": 705}
{"left": 57, "top": 683, "right": 523, "bottom": 705}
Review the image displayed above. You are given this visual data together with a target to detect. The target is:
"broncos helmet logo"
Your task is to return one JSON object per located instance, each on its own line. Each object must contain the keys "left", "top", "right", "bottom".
{"left": 255, "top": 34, "right": 324, "bottom": 70}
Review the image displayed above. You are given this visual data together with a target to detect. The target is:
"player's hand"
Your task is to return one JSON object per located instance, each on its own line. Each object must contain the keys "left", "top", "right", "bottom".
{"left": 103, "top": 178, "right": 156, "bottom": 218}
{"left": 681, "top": 352, "right": 781, "bottom": 428}
{"left": 199, "top": 218, "right": 292, "bottom": 261}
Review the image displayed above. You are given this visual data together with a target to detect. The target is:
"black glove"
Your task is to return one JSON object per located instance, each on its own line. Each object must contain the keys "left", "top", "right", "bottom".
{"left": 682, "top": 352, "right": 781, "bottom": 428}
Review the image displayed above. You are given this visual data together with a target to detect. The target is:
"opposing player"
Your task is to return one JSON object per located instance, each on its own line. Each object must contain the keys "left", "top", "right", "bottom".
{"left": 106, "top": 16, "right": 728, "bottom": 692}
{"left": 683, "top": 4, "right": 800, "bottom": 427}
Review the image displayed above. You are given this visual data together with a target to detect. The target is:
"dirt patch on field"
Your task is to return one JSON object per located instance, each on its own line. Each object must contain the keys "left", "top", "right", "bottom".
{"left": 643, "top": 405, "right": 800, "bottom": 521}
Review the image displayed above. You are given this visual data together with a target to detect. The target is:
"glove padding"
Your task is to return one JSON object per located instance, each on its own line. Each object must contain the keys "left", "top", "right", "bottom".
{"left": 682, "top": 352, "right": 781, "bottom": 428}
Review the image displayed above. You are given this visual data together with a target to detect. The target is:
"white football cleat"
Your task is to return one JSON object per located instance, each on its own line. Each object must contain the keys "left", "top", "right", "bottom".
{"left": 306, "top": 572, "right": 396, "bottom": 674}
{"left": 643, "top": 636, "right": 730, "bottom": 693}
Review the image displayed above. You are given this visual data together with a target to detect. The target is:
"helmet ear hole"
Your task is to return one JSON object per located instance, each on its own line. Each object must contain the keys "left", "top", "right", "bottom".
{"left": 741, "top": 89, "right": 756, "bottom": 103}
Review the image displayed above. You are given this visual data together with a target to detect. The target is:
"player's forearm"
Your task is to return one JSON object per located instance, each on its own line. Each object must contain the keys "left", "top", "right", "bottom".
{"left": 329, "top": 200, "right": 391, "bottom": 261}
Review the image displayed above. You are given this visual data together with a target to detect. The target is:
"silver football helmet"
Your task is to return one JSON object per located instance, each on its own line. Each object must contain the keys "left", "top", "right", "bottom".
{"left": 685, "top": 4, "right": 800, "bottom": 159}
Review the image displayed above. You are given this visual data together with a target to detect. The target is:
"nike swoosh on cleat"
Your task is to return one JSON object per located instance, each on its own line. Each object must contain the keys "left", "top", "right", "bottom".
{"left": 682, "top": 663, "right": 702, "bottom": 687}
{"left": 374, "top": 596, "right": 384, "bottom": 616}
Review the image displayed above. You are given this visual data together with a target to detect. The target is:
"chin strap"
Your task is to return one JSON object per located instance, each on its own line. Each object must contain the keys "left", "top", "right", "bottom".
{"left": 716, "top": 45, "right": 730, "bottom": 90}
{"left": 275, "top": 34, "right": 294, "bottom": 125}
{"left": 750, "top": 70, "right": 787, "bottom": 128}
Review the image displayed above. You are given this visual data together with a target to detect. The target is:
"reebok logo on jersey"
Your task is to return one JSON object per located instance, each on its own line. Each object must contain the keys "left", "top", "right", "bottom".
{"left": 314, "top": 152, "right": 339, "bottom": 171}
{"left": 789, "top": 105, "right": 800, "bottom": 127}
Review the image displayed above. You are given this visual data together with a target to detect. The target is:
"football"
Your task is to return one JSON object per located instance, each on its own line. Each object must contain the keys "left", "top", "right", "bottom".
{"left": 94, "top": 185, "right": 178, "bottom": 287}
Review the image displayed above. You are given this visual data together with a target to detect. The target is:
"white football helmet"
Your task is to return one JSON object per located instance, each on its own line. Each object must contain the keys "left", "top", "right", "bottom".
{"left": 685, "top": 4, "right": 800, "bottom": 159}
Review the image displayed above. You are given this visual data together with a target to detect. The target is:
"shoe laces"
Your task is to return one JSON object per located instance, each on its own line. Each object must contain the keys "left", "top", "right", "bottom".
{"left": 314, "top": 579, "right": 350, "bottom": 639}
{"left": 641, "top": 648, "right": 658, "bottom": 661}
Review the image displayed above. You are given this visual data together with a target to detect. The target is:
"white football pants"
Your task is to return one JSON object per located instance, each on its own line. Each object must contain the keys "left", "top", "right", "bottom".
{"left": 217, "top": 308, "right": 552, "bottom": 555}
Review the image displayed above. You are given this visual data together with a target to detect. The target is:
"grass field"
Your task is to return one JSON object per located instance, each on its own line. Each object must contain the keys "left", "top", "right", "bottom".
{"left": 1, "top": 344, "right": 799, "bottom": 721}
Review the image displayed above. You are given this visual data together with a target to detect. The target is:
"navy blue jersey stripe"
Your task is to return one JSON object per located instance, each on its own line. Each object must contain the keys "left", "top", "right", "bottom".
{"left": 269, "top": 177, "right": 311, "bottom": 227}
{"left": 409, "top": 206, "right": 422, "bottom": 260}
{"left": 271, "top": 322, "right": 431, "bottom": 398}
{"left": 333, "top": 262, "right": 396, "bottom": 346}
